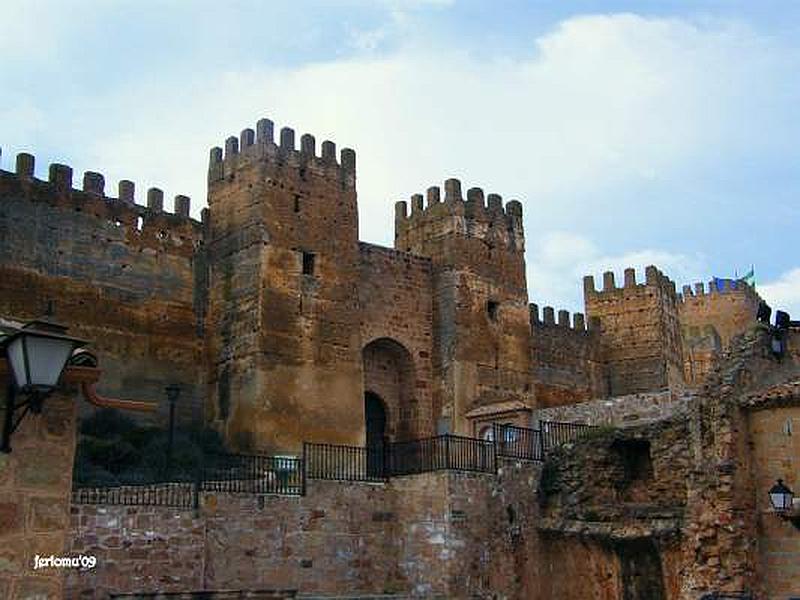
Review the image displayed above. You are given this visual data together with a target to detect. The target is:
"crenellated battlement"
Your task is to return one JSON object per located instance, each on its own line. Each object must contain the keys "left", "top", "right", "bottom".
{"left": 0, "top": 149, "right": 202, "bottom": 256}
{"left": 530, "top": 303, "right": 598, "bottom": 333}
{"left": 395, "top": 177, "right": 522, "bottom": 229}
{"left": 677, "top": 278, "right": 760, "bottom": 304}
{"left": 583, "top": 265, "right": 678, "bottom": 301}
{"left": 207, "top": 117, "right": 356, "bottom": 188}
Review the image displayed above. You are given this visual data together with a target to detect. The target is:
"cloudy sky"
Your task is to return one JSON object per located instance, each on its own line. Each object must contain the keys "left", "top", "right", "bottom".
{"left": 2, "top": 0, "right": 798, "bottom": 315}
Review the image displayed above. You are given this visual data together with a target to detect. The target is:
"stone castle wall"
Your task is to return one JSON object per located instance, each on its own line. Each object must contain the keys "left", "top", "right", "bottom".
{"left": 529, "top": 304, "right": 606, "bottom": 408}
{"left": 205, "top": 120, "right": 363, "bottom": 451}
{"left": 395, "top": 181, "right": 532, "bottom": 434}
{"left": 584, "top": 266, "right": 685, "bottom": 397}
{"left": 0, "top": 155, "right": 205, "bottom": 427}
{"left": 678, "top": 280, "right": 761, "bottom": 349}
{"left": 66, "top": 465, "right": 542, "bottom": 599}
{"left": 358, "top": 243, "right": 436, "bottom": 439}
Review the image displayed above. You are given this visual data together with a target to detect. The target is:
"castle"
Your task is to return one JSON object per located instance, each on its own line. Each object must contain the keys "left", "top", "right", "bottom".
{"left": 4, "top": 118, "right": 799, "bottom": 600}
{"left": 0, "top": 117, "right": 761, "bottom": 452}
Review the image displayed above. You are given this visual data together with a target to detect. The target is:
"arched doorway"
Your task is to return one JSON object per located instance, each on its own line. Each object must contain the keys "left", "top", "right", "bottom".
{"left": 362, "top": 337, "right": 417, "bottom": 440}
{"left": 365, "top": 391, "right": 387, "bottom": 448}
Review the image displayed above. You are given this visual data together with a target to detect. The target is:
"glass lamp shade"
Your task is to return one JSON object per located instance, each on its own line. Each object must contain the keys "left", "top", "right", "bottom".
{"left": 6, "top": 329, "right": 82, "bottom": 392}
{"left": 769, "top": 479, "right": 794, "bottom": 512}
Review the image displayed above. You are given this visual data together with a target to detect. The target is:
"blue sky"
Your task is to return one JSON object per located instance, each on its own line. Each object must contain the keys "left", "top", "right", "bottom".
{"left": 2, "top": 0, "right": 798, "bottom": 315}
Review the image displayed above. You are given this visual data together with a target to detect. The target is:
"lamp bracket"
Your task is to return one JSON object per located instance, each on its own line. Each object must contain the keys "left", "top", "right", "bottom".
{"left": 1, "top": 387, "right": 45, "bottom": 453}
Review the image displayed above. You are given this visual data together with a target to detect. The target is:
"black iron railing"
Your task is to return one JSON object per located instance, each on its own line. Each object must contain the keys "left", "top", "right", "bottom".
{"left": 493, "top": 423, "right": 544, "bottom": 461}
{"left": 494, "top": 420, "right": 594, "bottom": 462}
{"left": 389, "top": 434, "right": 496, "bottom": 476}
{"left": 73, "top": 420, "right": 595, "bottom": 503}
{"left": 72, "top": 451, "right": 305, "bottom": 507}
{"left": 201, "top": 453, "right": 304, "bottom": 495}
{"left": 304, "top": 441, "right": 388, "bottom": 482}
{"left": 305, "top": 435, "right": 496, "bottom": 481}
{"left": 71, "top": 482, "right": 196, "bottom": 509}
{"left": 540, "top": 420, "right": 593, "bottom": 451}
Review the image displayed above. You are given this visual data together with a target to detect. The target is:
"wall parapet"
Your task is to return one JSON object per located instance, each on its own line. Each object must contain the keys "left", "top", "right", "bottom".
{"left": 394, "top": 178, "right": 523, "bottom": 244}
{"left": 678, "top": 278, "right": 760, "bottom": 304}
{"left": 0, "top": 150, "right": 202, "bottom": 254}
{"left": 207, "top": 117, "right": 356, "bottom": 188}
{"left": 530, "top": 303, "right": 598, "bottom": 333}
{"left": 583, "top": 265, "right": 678, "bottom": 300}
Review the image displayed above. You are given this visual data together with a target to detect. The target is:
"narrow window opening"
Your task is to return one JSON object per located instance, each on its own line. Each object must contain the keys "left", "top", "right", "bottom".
{"left": 294, "top": 194, "right": 301, "bottom": 213}
{"left": 613, "top": 439, "right": 653, "bottom": 484}
{"left": 487, "top": 300, "right": 499, "bottom": 321}
{"left": 302, "top": 251, "right": 315, "bottom": 276}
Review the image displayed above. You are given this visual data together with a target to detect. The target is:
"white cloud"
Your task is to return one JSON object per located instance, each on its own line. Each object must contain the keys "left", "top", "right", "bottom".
{"left": 1, "top": 11, "right": 796, "bottom": 310}
{"left": 527, "top": 231, "right": 706, "bottom": 312}
{"left": 760, "top": 268, "right": 800, "bottom": 317}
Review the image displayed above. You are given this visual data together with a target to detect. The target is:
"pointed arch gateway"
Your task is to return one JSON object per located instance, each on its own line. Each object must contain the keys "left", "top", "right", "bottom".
{"left": 362, "top": 337, "right": 417, "bottom": 443}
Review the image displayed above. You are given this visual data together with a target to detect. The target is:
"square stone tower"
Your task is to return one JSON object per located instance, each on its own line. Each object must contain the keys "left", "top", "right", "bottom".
{"left": 584, "top": 266, "right": 684, "bottom": 397}
{"left": 206, "top": 119, "right": 362, "bottom": 452}
{"left": 395, "top": 180, "right": 531, "bottom": 435}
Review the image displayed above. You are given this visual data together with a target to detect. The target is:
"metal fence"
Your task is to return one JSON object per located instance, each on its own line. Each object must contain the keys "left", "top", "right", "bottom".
{"left": 304, "top": 441, "right": 388, "bottom": 482}
{"left": 305, "top": 434, "right": 496, "bottom": 481}
{"left": 201, "top": 453, "right": 304, "bottom": 496}
{"left": 73, "top": 420, "right": 595, "bottom": 503}
{"left": 71, "top": 482, "right": 196, "bottom": 509}
{"left": 72, "top": 451, "right": 305, "bottom": 507}
{"left": 494, "top": 420, "right": 595, "bottom": 462}
{"left": 493, "top": 423, "right": 544, "bottom": 461}
{"left": 389, "top": 434, "right": 496, "bottom": 476}
{"left": 541, "top": 420, "right": 594, "bottom": 451}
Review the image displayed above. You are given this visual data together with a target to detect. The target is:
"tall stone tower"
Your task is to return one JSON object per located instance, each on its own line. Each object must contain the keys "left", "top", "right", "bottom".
{"left": 395, "top": 179, "right": 531, "bottom": 435}
{"left": 583, "top": 266, "right": 684, "bottom": 397}
{"left": 206, "top": 118, "right": 362, "bottom": 452}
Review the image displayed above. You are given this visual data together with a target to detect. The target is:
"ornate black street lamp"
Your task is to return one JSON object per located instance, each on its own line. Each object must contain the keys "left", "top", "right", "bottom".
{"left": 768, "top": 479, "right": 800, "bottom": 529}
{"left": 1, "top": 318, "right": 86, "bottom": 452}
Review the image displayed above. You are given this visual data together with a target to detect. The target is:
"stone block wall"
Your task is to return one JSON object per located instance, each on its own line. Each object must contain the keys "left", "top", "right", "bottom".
{"left": 65, "top": 465, "right": 547, "bottom": 599}
{"left": 0, "top": 159, "right": 205, "bottom": 428}
{"left": 0, "top": 389, "right": 78, "bottom": 600}
{"left": 529, "top": 304, "right": 606, "bottom": 408}
{"left": 395, "top": 180, "right": 532, "bottom": 435}
{"left": 678, "top": 280, "right": 760, "bottom": 349}
{"left": 358, "top": 243, "right": 436, "bottom": 439}
{"left": 584, "top": 266, "right": 684, "bottom": 397}
{"left": 205, "top": 119, "right": 363, "bottom": 452}
{"left": 748, "top": 404, "right": 800, "bottom": 598}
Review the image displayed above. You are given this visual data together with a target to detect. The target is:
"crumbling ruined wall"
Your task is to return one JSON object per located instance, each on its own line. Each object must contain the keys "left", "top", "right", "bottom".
{"left": 535, "top": 416, "right": 692, "bottom": 600}
{"left": 205, "top": 120, "right": 363, "bottom": 452}
{"left": 0, "top": 154, "right": 205, "bottom": 426}
{"left": 395, "top": 181, "right": 532, "bottom": 434}
{"left": 584, "top": 266, "right": 684, "bottom": 397}
{"left": 358, "top": 243, "right": 436, "bottom": 439}
{"left": 529, "top": 303, "right": 606, "bottom": 408}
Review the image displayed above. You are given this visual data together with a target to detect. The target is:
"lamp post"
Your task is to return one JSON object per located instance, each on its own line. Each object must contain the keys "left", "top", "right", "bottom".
{"left": 165, "top": 384, "right": 181, "bottom": 474}
{"left": 1, "top": 318, "right": 86, "bottom": 453}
